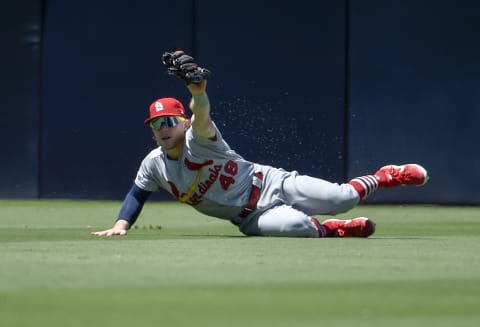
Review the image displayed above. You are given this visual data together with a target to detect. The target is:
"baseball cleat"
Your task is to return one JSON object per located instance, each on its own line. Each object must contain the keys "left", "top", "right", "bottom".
{"left": 321, "top": 217, "right": 375, "bottom": 238}
{"left": 374, "top": 164, "right": 429, "bottom": 188}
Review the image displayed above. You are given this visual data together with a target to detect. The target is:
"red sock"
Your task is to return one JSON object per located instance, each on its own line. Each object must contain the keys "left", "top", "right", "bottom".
{"left": 310, "top": 217, "right": 327, "bottom": 237}
{"left": 348, "top": 175, "right": 378, "bottom": 200}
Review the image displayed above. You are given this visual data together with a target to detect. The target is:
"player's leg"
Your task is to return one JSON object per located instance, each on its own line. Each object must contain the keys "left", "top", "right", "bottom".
{"left": 239, "top": 205, "right": 375, "bottom": 238}
{"left": 239, "top": 205, "right": 324, "bottom": 237}
{"left": 282, "top": 164, "right": 429, "bottom": 215}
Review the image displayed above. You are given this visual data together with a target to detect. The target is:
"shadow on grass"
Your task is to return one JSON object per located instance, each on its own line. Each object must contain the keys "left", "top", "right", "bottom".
{"left": 178, "top": 234, "right": 246, "bottom": 238}
{"left": 368, "top": 236, "right": 432, "bottom": 240}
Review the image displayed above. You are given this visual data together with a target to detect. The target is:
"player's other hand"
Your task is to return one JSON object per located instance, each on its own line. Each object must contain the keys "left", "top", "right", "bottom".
{"left": 91, "top": 220, "right": 130, "bottom": 237}
{"left": 91, "top": 228, "right": 128, "bottom": 236}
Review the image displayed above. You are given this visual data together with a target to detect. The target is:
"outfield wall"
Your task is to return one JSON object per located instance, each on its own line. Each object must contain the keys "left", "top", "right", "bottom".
{"left": 1, "top": 0, "right": 479, "bottom": 204}
{"left": 0, "top": 0, "right": 42, "bottom": 198}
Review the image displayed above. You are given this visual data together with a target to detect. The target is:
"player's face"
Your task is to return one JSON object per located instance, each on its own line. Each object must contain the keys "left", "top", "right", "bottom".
{"left": 151, "top": 116, "right": 189, "bottom": 155}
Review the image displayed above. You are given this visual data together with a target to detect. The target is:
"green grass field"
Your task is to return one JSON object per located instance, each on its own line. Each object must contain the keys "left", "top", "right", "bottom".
{"left": 1, "top": 200, "right": 479, "bottom": 327}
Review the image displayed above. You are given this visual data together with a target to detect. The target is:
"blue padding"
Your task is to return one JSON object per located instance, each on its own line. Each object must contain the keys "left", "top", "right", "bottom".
{"left": 117, "top": 185, "right": 151, "bottom": 225}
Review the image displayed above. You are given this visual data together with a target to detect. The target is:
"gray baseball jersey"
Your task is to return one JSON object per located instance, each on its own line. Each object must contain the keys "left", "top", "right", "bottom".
{"left": 134, "top": 122, "right": 360, "bottom": 237}
{"left": 136, "top": 123, "right": 259, "bottom": 218}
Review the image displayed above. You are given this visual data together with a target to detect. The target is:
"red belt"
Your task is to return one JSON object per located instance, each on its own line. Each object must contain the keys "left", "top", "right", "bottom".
{"left": 239, "top": 172, "right": 263, "bottom": 218}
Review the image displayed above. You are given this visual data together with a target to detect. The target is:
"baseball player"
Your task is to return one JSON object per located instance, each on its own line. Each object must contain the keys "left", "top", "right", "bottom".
{"left": 92, "top": 50, "right": 429, "bottom": 238}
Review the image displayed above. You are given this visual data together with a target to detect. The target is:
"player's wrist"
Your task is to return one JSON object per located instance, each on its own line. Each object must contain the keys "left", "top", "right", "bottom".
{"left": 114, "top": 219, "right": 131, "bottom": 230}
{"left": 192, "top": 92, "right": 209, "bottom": 107}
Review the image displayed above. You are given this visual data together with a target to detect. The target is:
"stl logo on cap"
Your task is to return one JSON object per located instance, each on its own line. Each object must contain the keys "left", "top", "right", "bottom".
{"left": 155, "top": 101, "right": 164, "bottom": 112}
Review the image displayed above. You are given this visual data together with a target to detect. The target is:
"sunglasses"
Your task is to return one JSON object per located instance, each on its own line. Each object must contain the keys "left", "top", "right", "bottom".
{"left": 149, "top": 116, "right": 185, "bottom": 130}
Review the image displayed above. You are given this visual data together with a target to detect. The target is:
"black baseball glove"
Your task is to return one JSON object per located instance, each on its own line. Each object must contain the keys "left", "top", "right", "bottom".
{"left": 162, "top": 50, "right": 210, "bottom": 84}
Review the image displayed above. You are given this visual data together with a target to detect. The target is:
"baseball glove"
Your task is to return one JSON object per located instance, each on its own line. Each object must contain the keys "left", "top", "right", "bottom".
{"left": 162, "top": 50, "right": 210, "bottom": 84}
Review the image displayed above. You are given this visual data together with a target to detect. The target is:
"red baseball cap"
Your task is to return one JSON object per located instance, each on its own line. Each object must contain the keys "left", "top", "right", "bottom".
{"left": 144, "top": 97, "right": 187, "bottom": 124}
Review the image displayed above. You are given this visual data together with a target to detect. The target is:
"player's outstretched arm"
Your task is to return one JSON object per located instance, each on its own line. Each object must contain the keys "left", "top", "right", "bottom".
{"left": 91, "top": 219, "right": 130, "bottom": 236}
{"left": 187, "top": 80, "right": 216, "bottom": 139}
{"left": 91, "top": 185, "right": 151, "bottom": 237}
{"left": 162, "top": 50, "right": 214, "bottom": 138}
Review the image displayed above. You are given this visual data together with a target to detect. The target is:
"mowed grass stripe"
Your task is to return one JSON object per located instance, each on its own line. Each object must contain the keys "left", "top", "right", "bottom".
{"left": 1, "top": 281, "right": 479, "bottom": 327}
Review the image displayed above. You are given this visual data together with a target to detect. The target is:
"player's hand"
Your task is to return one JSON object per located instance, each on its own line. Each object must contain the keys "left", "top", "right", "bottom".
{"left": 91, "top": 219, "right": 130, "bottom": 237}
{"left": 162, "top": 50, "right": 210, "bottom": 85}
{"left": 91, "top": 228, "right": 128, "bottom": 236}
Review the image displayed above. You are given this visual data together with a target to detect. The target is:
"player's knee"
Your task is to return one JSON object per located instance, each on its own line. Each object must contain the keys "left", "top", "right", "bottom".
{"left": 250, "top": 206, "right": 319, "bottom": 237}
{"left": 325, "top": 186, "right": 360, "bottom": 214}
